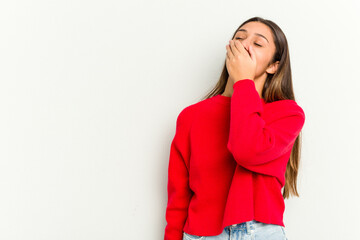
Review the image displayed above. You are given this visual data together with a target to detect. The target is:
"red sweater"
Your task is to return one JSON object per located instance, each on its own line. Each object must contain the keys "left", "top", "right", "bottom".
{"left": 164, "top": 79, "right": 305, "bottom": 240}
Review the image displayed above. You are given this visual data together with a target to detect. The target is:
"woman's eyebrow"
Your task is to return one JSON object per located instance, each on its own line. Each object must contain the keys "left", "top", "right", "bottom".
{"left": 236, "top": 29, "right": 269, "bottom": 43}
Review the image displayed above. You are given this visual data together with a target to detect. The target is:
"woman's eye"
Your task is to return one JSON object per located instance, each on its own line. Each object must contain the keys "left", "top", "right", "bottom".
{"left": 235, "top": 38, "right": 262, "bottom": 47}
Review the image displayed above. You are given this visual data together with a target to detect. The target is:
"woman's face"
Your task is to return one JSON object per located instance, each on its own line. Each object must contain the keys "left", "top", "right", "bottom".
{"left": 232, "top": 21, "right": 279, "bottom": 77}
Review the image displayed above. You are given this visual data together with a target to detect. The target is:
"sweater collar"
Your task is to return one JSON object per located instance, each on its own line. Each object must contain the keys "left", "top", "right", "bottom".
{"left": 212, "top": 94, "right": 266, "bottom": 105}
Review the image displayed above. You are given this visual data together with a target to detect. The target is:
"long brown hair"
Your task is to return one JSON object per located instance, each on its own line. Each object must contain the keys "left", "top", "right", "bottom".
{"left": 201, "top": 16, "right": 302, "bottom": 199}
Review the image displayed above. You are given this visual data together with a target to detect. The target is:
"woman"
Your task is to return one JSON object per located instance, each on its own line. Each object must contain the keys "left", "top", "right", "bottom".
{"left": 164, "top": 16, "right": 305, "bottom": 240}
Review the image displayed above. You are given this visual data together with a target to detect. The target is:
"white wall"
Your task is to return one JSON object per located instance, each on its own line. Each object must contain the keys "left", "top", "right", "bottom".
{"left": 0, "top": 0, "right": 359, "bottom": 239}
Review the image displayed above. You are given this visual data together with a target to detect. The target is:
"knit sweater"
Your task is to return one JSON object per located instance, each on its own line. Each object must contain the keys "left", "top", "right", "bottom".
{"left": 164, "top": 79, "right": 305, "bottom": 240}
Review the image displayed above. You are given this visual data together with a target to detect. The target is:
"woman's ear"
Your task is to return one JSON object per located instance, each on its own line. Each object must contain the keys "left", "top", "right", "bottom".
{"left": 266, "top": 61, "right": 279, "bottom": 74}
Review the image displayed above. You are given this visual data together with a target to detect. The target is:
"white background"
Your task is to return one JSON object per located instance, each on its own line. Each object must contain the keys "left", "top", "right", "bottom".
{"left": 0, "top": 0, "right": 359, "bottom": 239}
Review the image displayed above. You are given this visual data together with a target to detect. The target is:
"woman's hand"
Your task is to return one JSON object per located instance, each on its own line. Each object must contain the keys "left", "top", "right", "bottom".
{"left": 225, "top": 39, "right": 257, "bottom": 84}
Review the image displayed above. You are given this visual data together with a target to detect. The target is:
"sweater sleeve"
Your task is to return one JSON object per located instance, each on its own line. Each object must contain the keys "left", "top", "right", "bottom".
{"left": 227, "top": 79, "right": 305, "bottom": 175}
{"left": 164, "top": 109, "right": 193, "bottom": 240}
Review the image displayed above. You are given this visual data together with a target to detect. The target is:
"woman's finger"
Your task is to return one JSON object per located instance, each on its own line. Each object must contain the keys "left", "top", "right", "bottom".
{"left": 234, "top": 39, "right": 246, "bottom": 55}
{"left": 226, "top": 44, "right": 232, "bottom": 59}
{"left": 229, "top": 40, "right": 240, "bottom": 57}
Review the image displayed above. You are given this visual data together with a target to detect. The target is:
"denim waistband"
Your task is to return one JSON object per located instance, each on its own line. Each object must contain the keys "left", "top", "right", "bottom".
{"left": 226, "top": 220, "right": 259, "bottom": 234}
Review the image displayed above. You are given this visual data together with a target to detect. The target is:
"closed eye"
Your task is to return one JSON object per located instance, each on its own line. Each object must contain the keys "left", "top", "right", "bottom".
{"left": 235, "top": 37, "right": 262, "bottom": 47}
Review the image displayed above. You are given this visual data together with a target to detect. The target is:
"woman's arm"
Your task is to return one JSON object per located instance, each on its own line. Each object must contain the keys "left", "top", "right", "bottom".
{"left": 227, "top": 79, "right": 305, "bottom": 173}
{"left": 164, "top": 109, "right": 193, "bottom": 240}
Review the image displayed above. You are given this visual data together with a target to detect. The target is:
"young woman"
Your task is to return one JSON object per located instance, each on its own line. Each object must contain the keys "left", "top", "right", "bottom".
{"left": 164, "top": 16, "right": 305, "bottom": 240}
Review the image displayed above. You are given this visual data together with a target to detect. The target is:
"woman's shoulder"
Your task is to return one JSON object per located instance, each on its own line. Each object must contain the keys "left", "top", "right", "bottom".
{"left": 175, "top": 97, "right": 213, "bottom": 124}
{"left": 177, "top": 98, "right": 206, "bottom": 119}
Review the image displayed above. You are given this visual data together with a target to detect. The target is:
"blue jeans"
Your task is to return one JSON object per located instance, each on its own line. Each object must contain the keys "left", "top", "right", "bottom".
{"left": 183, "top": 220, "right": 288, "bottom": 240}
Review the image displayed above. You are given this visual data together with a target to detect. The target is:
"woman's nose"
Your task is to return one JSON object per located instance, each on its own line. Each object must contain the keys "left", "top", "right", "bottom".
{"left": 238, "top": 40, "right": 250, "bottom": 53}
{"left": 241, "top": 41, "right": 249, "bottom": 52}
